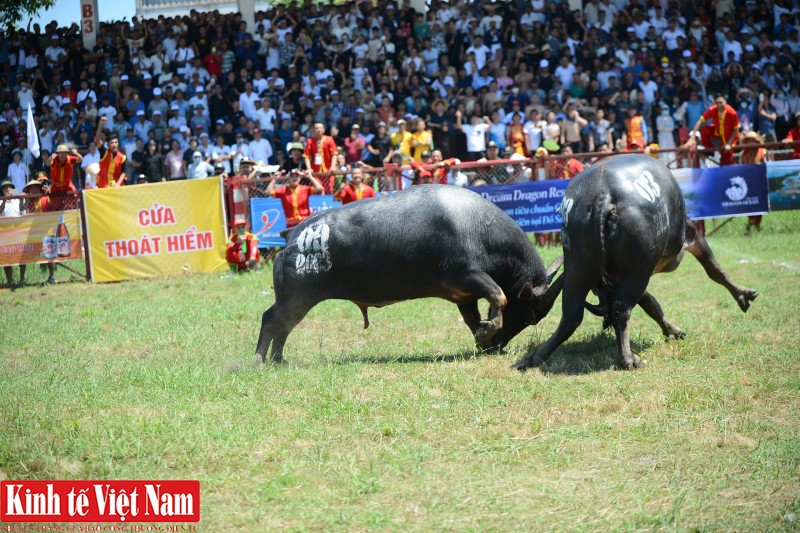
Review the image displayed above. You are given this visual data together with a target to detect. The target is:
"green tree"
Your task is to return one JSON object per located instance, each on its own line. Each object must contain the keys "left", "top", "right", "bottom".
{"left": 0, "top": 0, "right": 57, "bottom": 27}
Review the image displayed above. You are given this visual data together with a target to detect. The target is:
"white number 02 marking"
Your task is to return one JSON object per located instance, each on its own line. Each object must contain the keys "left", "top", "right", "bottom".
{"left": 632, "top": 170, "right": 661, "bottom": 203}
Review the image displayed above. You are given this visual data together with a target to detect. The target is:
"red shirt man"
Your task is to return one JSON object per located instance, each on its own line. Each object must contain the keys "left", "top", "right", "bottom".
{"left": 334, "top": 166, "right": 376, "bottom": 205}
{"left": 688, "top": 94, "right": 740, "bottom": 166}
{"left": 429, "top": 150, "right": 460, "bottom": 184}
{"left": 95, "top": 116, "right": 127, "bottom": 188}
{"left": 783, "top": 112, "right": 800, "bottom": 159}
{"left": 46, "top": 144, "right": 83, "bottom": 192}
{"left": 267, "top": 170, "right": 325, "bottom": 228}
{"left": 46, "top": 144, "right": 83, "bottom": 210}
{"left": 226, "top": 218, "right": 260, "bottom": 271}
{"left": 304, "top": 122, "right": 338, "bottom": 191}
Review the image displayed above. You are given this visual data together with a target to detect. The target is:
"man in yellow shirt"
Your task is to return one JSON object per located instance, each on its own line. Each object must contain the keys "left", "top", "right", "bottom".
{"left": 411, "top": 119, "right": 433, "bottom": 162}
{"left": 390, "top": 119, "right": 413, "bottom": 162}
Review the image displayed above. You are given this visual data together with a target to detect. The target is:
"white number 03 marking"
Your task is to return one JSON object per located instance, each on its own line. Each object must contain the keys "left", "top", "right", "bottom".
{"left": 631, "top": 170, "right": 661, "bottom": 203}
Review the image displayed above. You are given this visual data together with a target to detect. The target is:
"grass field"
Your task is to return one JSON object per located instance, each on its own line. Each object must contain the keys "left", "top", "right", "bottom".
{"left": 1, "top": 212, "right": 799, "bottom": 531}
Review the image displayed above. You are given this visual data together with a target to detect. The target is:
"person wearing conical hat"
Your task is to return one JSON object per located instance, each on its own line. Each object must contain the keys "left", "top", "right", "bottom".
{"left": 45, "top": 143, "right": 83, "bottom": 211}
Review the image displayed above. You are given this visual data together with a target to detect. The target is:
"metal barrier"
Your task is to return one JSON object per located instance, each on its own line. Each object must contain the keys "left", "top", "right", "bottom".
{"left": 223, "top": 139, "right": 800, "bottom": 230}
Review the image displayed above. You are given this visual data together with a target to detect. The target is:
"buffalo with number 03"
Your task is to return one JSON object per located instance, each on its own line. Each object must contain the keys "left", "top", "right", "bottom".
{"left": 254, "top": 184, "right": 564, "bottom": 365}
{"left": 513, "top": 154, "right": 758, "bottom": 371}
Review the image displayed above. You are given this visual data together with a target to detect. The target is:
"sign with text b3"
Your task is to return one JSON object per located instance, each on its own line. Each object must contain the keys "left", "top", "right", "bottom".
{"left": 1, "top": 480, "right": 200, "bottom": 522}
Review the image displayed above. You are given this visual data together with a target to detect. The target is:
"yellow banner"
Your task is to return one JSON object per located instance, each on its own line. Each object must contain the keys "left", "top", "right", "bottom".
{"left": 0, "top": 210, "right": 83, "bottom": 266}
{"left": 83, "top": 178, "right": 228, "bottom": 283}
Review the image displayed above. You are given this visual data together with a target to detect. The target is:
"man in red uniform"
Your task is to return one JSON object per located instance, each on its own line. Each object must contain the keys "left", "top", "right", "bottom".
{"left": 688, "top": 94, "right": 740, "bottom": 166}
{"left": 553, "top": 144, "right": 585, "bottom": 179}
{"left": 95, "top": 116, "right": 128, "bottom": 188}
{"left": 303, "top": 122, "right": 338, "bottom": 192}
{"left": 226, "top": 217, "right": 261, "bottom": 272}
{"left": 429, "top": 149, "right": 461, "bottom": 184}
{"left": 334, "top": 166, "right": 376, "bottom": 205}
{"left": 45, "top": 143, "right": 83, "bottom": 210}
{"left": 782, "top": 112, "right": 800, "bottom": 159}
{"left": 267, "top": 169, "right": 325, "bottom": 228}
{"left": 685, "top": 94, "right": 740, "bottom": 235}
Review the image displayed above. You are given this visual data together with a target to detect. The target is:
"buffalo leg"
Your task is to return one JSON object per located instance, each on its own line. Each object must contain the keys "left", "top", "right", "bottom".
{"left": 254, "top": 300, "right": 313, "bottom": 365}
{"left": 445, "top": 273, "right": 507, "bottom": 347}
{"left": 457, "top": 301, "right": 482, "bottom": 335}
{"left": 610, "top": 278, "right": 650, "bottom": 369}
{"left": 638, "top": 291, "right": 686, "bottom": 340}
{"left": 684, "top": 221, "right": 758, "bottom": 312}
{"left": 514, "top": 269, "right": 594, "bottom": 371}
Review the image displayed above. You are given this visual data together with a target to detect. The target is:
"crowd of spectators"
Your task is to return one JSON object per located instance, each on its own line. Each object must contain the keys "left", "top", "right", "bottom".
{"left": 0, "top": 0, "right": 799, "bottom": 189}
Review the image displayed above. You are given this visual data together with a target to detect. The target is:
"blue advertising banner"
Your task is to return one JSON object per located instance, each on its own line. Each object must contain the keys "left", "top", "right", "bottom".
{"left": 467, "top": 180, "right": 569, "bottom": 233}
{"left": 671, "top": 163, "right": 769, "bottom": 219}
{"left": 766, "top": 160, "right": 800, "bottom": 211}
{"left": 250, "top": 195, "right": 338, "bottom": 247}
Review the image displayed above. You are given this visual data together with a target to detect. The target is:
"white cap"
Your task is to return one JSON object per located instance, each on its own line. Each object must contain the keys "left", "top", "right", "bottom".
{"left": 63, "top": 80, "right": 71, "bottom": 86}
{"left": 539, "top": 59, "right": 549, "bottom": 68}
{"left": 153, "top": 87, "right": 162, "bottom": 96}
{"left": 170, "top": 104, "right": 179, "bottom": 111}
{"left": 136, "top": 109, "right": 145, "bottom": 116}
{"left": 100, "top": 80, "right": 108, "bottom": 85}
{"left": 142, "top": 72, "right": 152, "bottom": 80}
{"left": 121, "top": 74, "right": 129, "bottom": 81}
{"left": 61, "top": 96, "right": 71, "bottom": 105}
{"left": 682, "top": 50, "right": 692, "bottom": 58}
{"left": 153, "top": 110, "right": 162, "bottom": 116}
{"left": 196, "top": 86, "right": 203, "bottom": 92}
{"left": 330, "top": 89, "right": 339, "bottom": 95}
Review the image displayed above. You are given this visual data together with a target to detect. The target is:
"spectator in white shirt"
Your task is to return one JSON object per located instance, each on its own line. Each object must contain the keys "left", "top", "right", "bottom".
{"left": 239, "top": 82, "right": 260, "bottom": 121}
{"left": 256, "top": 99, "right": 278, "bottom": 134}
{"left": 455, "top": 110, "right": 491, "bottom": 161}
{"left": 7, "top": 151, "right": 27, "bottom": 191}
{"left": 248, "top": 129, "right": 273, "bottom": 164}
{"left": 465, "top": 36, "right": 490, "bottom": 70}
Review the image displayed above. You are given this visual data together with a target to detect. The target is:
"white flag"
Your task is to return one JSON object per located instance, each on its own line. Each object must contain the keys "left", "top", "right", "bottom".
{"left": 27, "top": 103, "right": 40, "bottom": 158}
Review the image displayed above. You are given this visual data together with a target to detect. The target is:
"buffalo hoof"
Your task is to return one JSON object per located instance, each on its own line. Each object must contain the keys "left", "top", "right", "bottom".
{"left": 512, "top": 355, "right": 544, "bottom": 372}
{"left": 254, "top": 353, "right": 266, "bottom": 366}
{"left": 736, "top": 288, "right": 759, "bottom": 313}
{"left": 617, "top": 354, "right": 647, "bottom": 370}
{"left": 664, "top": 327, "right": 687, "bottom": 341}
{"left": 474, "top": 321, "right": 498, "bottom": 345}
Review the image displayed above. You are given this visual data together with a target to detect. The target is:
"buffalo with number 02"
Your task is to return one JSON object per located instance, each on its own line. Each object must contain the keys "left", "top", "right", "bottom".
{"left": 254, "top": 184, "right": 564, "bottom": 365}
{"left": 513, "top": 154, "right": 759, "bottom": 371}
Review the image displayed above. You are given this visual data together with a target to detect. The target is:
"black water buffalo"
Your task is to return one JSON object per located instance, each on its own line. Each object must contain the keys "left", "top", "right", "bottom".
{"left": 255, "top": 185, "right": 563, "bottom": 364}
{"left": 514, "top": 154, "right": 758, "bottom": 371}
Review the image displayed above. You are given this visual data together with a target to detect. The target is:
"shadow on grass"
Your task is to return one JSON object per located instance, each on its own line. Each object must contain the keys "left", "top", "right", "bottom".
{"left": 245, "top": 332, "right": 657, "bottom": 373}
{"left": 530, "top": 331, "right": 657, "bottom": 376}
{"left": 333, "top": 349, "right": 490, "bottom": 366}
